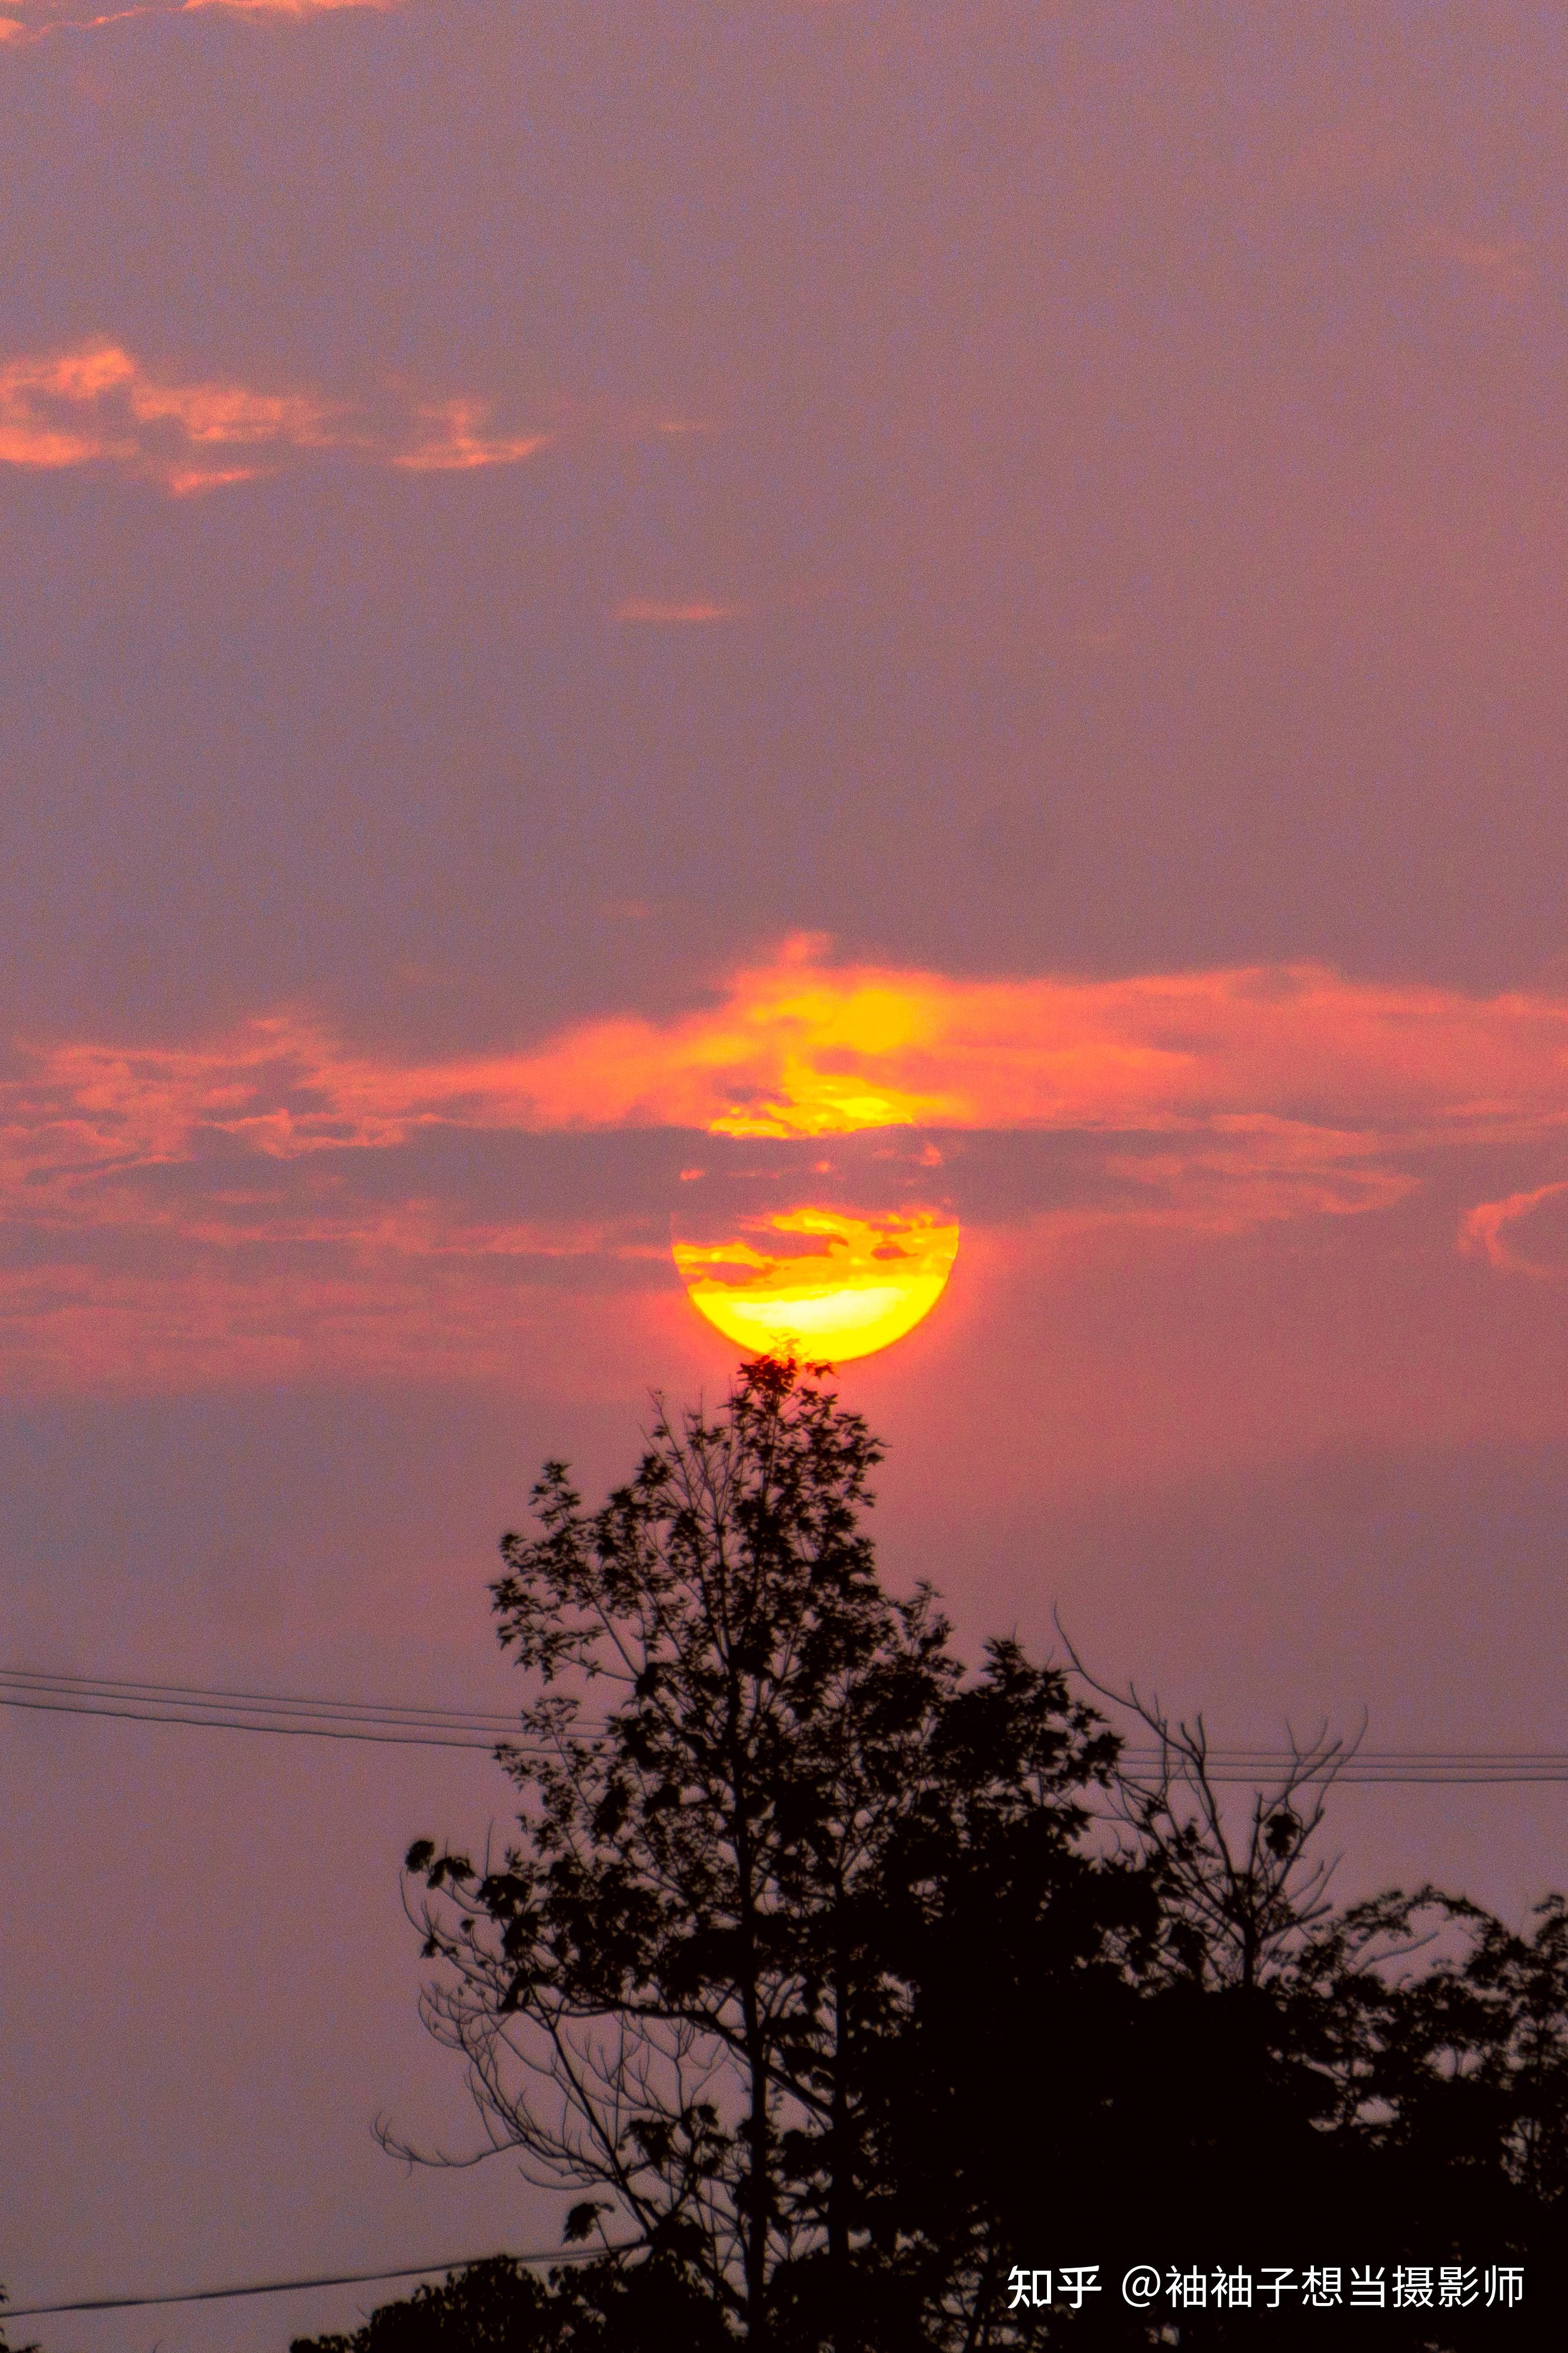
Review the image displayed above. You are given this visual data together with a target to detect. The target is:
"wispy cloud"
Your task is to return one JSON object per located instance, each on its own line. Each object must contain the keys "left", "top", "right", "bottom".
{"left": 0, "top": 343, "right": 549, "bottom": 493}
{"left": 185, "top": 0, "right": 396, "bottom": 12}
{"left": 1427, "top": 228, "right": 1538, "bottom": 299}
{"left": 0, "top": 0, "right": 395, "bottom": 43}
{"left": 1462, "top": 1182, "right": 1568, "bottom": 1278}
{"left": 615, "top": 599, "right": 745, "bottom": 625}
{"left": 463, "top": 937, "right": 1568, "bottom": 1154}
{"left": 0, "top": 1255, "right": 619, "bottom": 1392}
{"left": 9, "top": 938, "right": 1568, "bottom": 1192}
{"left": 6, "top": 939, "right": 1568, "bottom": 1385}
{"left": 0, "top": 345, "right": 338, "bottom": 492}
{"left": 391, "top": 399, "right": 548, "bottom": 475}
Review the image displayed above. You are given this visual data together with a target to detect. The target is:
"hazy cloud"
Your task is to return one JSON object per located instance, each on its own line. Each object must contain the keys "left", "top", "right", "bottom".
{"left": 0, "top": 1252, "right": 625, "bottom": 1393}
{"left": 0, "top": 344, "right": 548, "bottom": 492}
{"left": 471, "top": 938, "right": 1568, "bottom": 1152}
{"left": 0, "top": 0, "right": 395, "bottom": 41}
{"left": 1462, "top": 1182, "right": 1568, "bottom": 1279}
{"left": 1428, "top": 228, "right": 1539, "bottom": 297}
{"left": 5, "top": 939, "right": 1568, "bottom": 1386}
{"left": 12, "top": 940, "right": 1568, "bottom": 1195}
{"left": 615, "top": 599, "right": 746, "bottom": 624}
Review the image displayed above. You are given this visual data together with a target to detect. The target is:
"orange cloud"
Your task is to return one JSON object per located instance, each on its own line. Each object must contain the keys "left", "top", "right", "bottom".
{"left": 615, "top": 599, "right": 745, "bottom": 624}
{"left": 1428, "top": 228, "right": 1538, "bottom": 298}
{"left": 7, "top": 940, "right": 1568, "bottom": 1216}
{"left": 392, "top": 400, "right": 549, "bottom": 475}
{"left": 0, "top": 0, "right": 395, "bottom": 42}
{"left": 0, "top": 1255, "right": 602, "bottom": 1394}
{"left": 12, "top": 941, "right": 1568, "bottom": 1161}
{"left": 475, "top": 939, "right": 1568, "bottom": 1152}
{"left": 1461, "top": 1182, "right": 1568, "bottom": 1279}
{"left": 0, "top": 343, "right": 548, "bottom": 493}
{"left": 6, "top": 939, "right": 1568, "bottom": 1387}
{"left": 186, "top": 0, "right": 396, "bottom": 12}
{"left": 0, "top": 344, "right": 338, "bottom": 492}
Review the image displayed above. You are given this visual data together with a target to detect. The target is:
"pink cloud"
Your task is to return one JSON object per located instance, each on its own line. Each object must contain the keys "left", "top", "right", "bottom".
{"left": 455, "top": 940, "right": 1568, "bottom": 1153}
{"left": 0, "top": 1257, "right": 596, "bottom": 1393}
{"left": 615, "top": 599, "right": 746, "bottom": 624}
{"left": 7, "top": 941, "right": 1568, "bottom": 1387}
{"left": 391, "top": 400, "right": 550, "bottom": 475}
{"left": 0, "top": 342, "right": 549, "bottom": 493}
{"left": 8, "top": 939, "right": 1568, "bottom": 1204}
{"left": 1461, "top": 1182, "right": 1568, "bottom": 1278}
{"left": 185, "top": 0, "right": 397, "bottom": 12}
{"left": 1427, "top": 229, "right": 1538, "bottom": 298}
{"left": 0, "top": 0, "right": 395, "bottom": 41}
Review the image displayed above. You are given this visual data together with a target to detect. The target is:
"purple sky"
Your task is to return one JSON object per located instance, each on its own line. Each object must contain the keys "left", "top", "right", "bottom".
{"left": 5, "top": 5, "right": 1568, "bottom": 2344}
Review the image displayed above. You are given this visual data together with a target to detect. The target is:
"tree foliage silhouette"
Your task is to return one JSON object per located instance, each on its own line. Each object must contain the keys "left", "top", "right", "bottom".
{"left": 0, "top": 2288, "right": 36, "bottom": 2353}
{"left": 291, "top": 2255, "right": 732, "bottom": 2353}
{"left": 395, "top": 1358, "right": 1122, "bottom": 2345}
{"left": 355, "top": 1356, "right": 1568, "bottom": 2352}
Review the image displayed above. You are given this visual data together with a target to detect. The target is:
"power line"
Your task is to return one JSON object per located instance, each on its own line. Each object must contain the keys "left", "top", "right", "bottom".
{"left": 3, "top": 2241, "right": 639, "bottom": 2319}
{"left": 0, "top": 1665, "right": 564, "bottom": 1752}
{"left": 4, "top": 1668, "right": 1567, "bottom": 1781}
{"left": 0, "top": 1691, "right": 503, "bottom": 1751}
{"left": 1, "top": 1665, "right": 529, "bottom": 1726}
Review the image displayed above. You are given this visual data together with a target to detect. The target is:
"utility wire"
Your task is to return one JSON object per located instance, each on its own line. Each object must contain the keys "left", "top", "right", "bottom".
{"left": 0, "top": 1691, "right": 504, "bottom": 1751}
{"left": 0, "top": 1665, "right": 566, "bottom": 1752}
{"left": 11, "top": 1669, "right": 1568, "bottom": 1760}
{"left": 0, "top": 1666, "right": 531, "bottom": 1730}
{"left": 4, "top": 2241, "right": 639, "bottom": 2319}
{"left": 14, "top": 1669, "right": 1568, "bottom": 1762}
{"left": 4, "top": 1668, "right": 1568, "bottom": 1780}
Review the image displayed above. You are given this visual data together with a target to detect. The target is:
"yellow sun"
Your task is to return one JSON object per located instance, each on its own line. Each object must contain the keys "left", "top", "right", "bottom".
{"left": 672, "top": 1207, "right": 959, "bottom": 1362}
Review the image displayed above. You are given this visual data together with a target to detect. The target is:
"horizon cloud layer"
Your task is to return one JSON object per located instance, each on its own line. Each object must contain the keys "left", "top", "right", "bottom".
{"left": 2, "top": 939, "right": 1566, "bottom": 1389}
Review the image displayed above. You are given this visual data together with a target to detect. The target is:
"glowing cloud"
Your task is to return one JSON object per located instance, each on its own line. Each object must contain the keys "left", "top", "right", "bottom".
{"left": 673, "top": 1209, "right": 960, "bottom": 1362}
{"left": 186, "top": 0, "right": 397, "bottom": 12}
{"left": 0, "top": 344, "right": 335, "bottom": 492}
{"left": 1461, "top": 1183, "right": 1568, "bottom": 1279}
{"left": 0, "top": 343, "right": 548, "bottom": 493}
{"left": 9, "top": 942, "right": 1568, "bottom": 1205}
{"left": 6, "top": 939, "right": 1568, "bottom": 1387}
{"left": 392, "top": 401, "right": 550, "bottom": 474}
{"left": 0, "top": 0, "right": 395, "bottom": 42}
{"left": 615, "top": 599, "right": 745, "bottom": 624}
{"left": 470, "top": 939, "right": 1568, "bottom": 1155}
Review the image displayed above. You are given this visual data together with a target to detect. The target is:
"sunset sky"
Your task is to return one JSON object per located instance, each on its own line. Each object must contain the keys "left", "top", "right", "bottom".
{"left": 6, "top": 4, "right": 1568, "bottom": 2343}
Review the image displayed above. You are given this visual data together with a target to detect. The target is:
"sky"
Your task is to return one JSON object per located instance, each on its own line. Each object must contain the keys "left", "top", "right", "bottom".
{"left": 5, "top": 1, "right": 1568, "bottom": 2342}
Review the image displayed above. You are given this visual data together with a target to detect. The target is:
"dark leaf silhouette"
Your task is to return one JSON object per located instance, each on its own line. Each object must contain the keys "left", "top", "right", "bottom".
{"left": 366, "top": 1359, "right": 1567, "bottom": 2350}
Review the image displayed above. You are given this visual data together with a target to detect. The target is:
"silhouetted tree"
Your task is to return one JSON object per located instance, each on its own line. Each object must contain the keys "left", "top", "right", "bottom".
{"left": 818, "top": 1658, "right": 1568, "bottom": 2347}
{"left": 0, "top": 2287, "right": 37, "bottom": 2353}
{"left": 379, "top": 1359, "right": 1568, "bottom": 2352}
{"left": 291, "top": 2254, "right": 733, "bottom": 2353}
{"left": 810, "top": 1638, "right": 1155, "bottom": 2349}
{"left": 1282, "top": 1885, "right": 1568, "bottom": 2260}
{"left": 396, "top": 1359, "right": 1122, "bottom": 2347}
{"left": 1073, "top": 1662, "right": 1352, "bottom": 1993}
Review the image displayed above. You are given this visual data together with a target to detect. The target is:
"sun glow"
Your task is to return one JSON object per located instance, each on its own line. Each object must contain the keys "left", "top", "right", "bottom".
{"left": 672, "top": 1207, "right": 959, "bottom": 1361}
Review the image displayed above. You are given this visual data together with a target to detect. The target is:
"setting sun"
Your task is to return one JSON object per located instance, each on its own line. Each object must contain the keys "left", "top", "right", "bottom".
{"left": 671, "top": 1206, "right": 959, "bottom": 1361}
